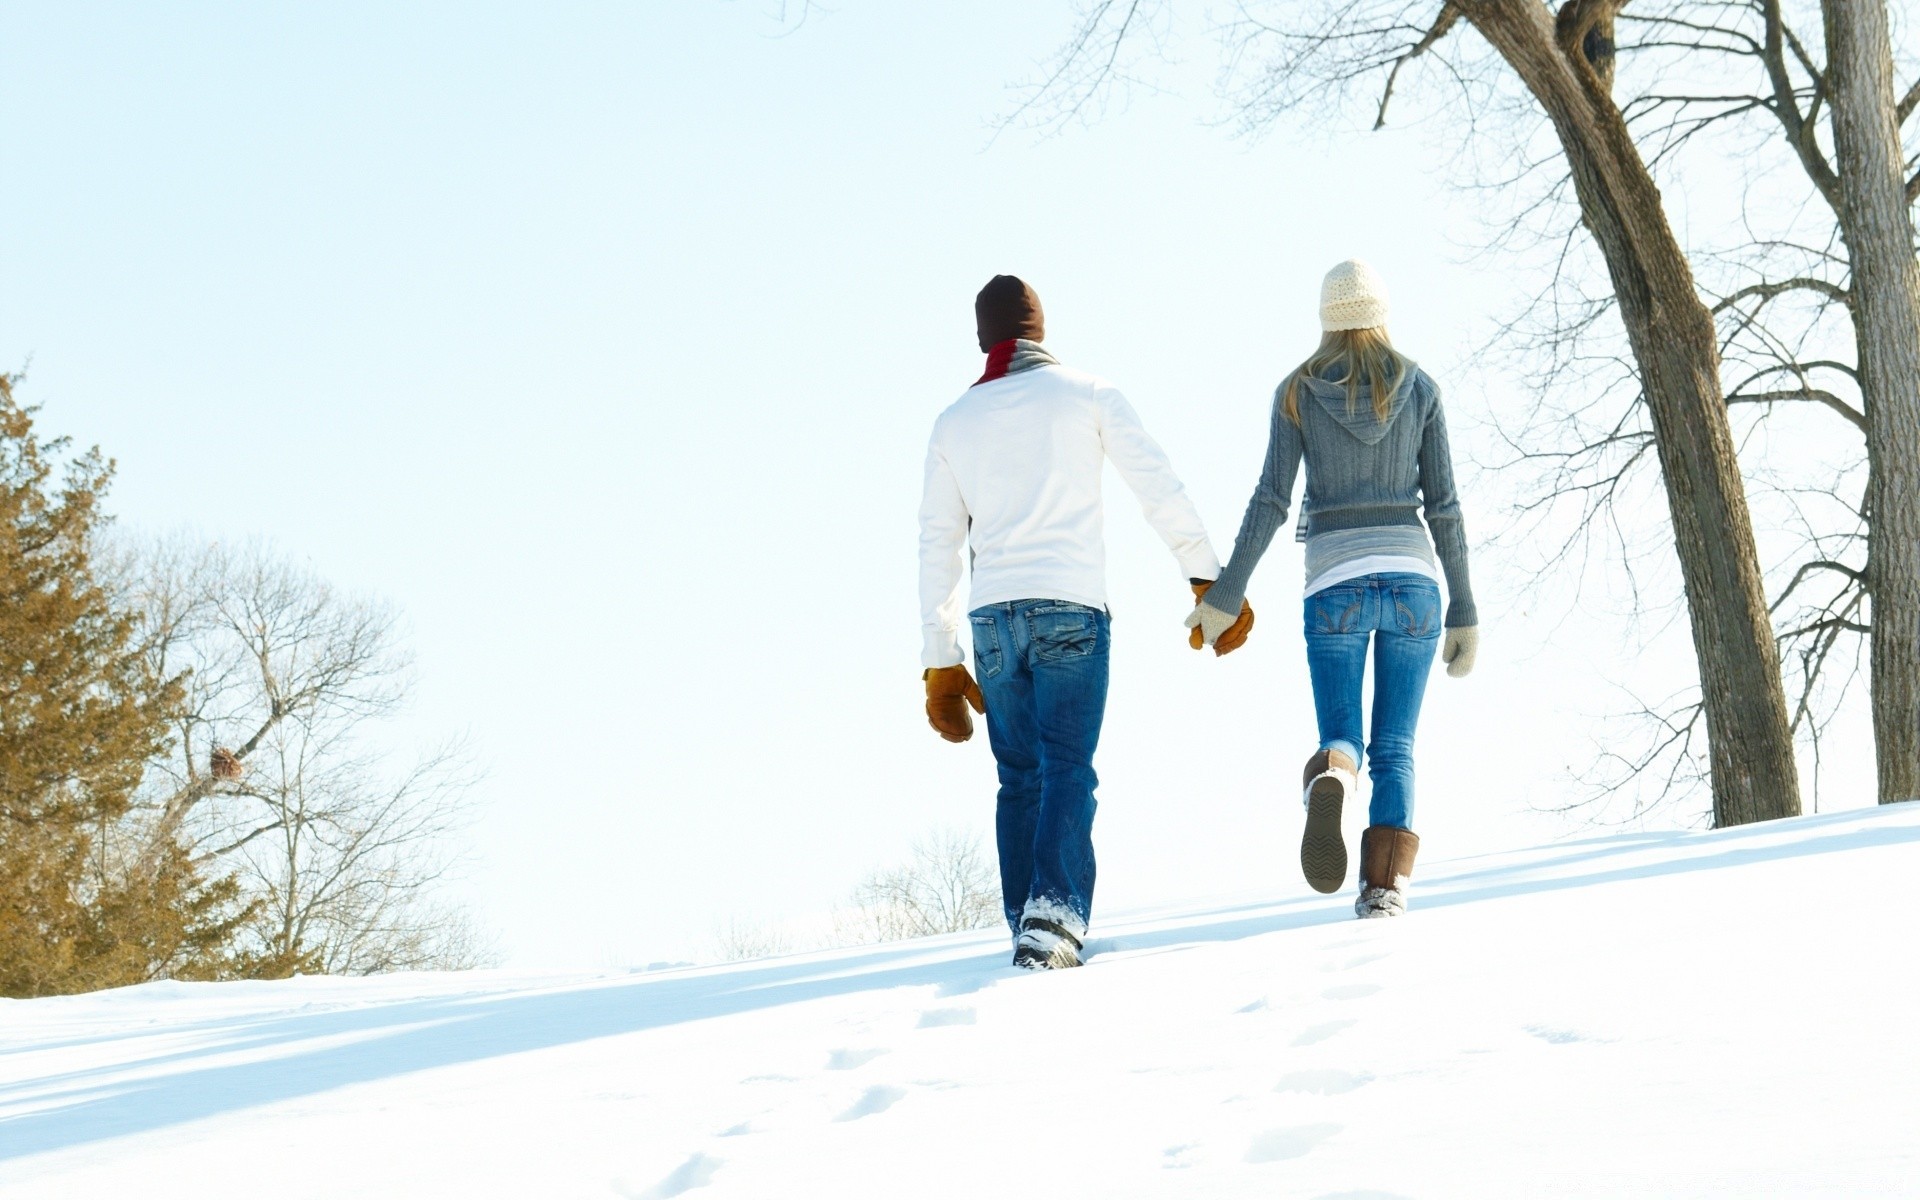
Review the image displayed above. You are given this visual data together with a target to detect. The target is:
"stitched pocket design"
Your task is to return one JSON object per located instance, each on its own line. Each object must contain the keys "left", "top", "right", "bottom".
{"left": 970, "top": 615, "right": 1005, "bottom": 679}
{"left": 1308, "top": 588, "right": 1365, "bottom": 635}
{"left": 1389, "top": 585, "right": 1441, "bottom": 639}
{"left": 1028, "top": 606, "right": 1099, "bottom": 663}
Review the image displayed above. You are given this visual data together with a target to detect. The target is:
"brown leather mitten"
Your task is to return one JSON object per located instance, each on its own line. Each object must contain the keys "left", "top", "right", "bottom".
{"left": 923, "top": 665, "right": 986, "bottom": 743}
{"left": 1214, "top": 599, "right": 1255, "bottom": 655}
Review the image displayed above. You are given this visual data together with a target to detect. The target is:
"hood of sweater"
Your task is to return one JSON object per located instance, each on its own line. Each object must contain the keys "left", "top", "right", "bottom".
{"left": 1300, "top": 372, "right": 1414, "bottom": 447}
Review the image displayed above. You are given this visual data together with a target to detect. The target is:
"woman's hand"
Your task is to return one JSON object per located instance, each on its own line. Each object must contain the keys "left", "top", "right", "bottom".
{"left": 1186, "top": 582, "right": 1255, "bottom": 656}
{"left": 1442, "top": 626, "right": 1478, "bottom": 678}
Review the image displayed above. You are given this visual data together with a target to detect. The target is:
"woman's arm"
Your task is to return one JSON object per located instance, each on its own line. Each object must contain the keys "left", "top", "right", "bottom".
{"left": 1417, "top": 378, "right": 1477, "bottom": 628}
{"left": 1200, "top": 389, "right": 1303, "bottom": 616}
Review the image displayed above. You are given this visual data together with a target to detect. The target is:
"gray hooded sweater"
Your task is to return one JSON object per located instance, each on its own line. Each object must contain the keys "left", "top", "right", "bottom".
{"left": 1203, "top": 365, "right": 1476, "bottom": 629}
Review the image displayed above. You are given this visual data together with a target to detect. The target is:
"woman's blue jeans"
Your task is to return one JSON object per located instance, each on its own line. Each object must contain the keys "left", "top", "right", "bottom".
{"left": 1302, "top": 573, "right": 1441, "bottom": 830}
{"left": 969, "top": 599, "right": 1110, "bottom": 937}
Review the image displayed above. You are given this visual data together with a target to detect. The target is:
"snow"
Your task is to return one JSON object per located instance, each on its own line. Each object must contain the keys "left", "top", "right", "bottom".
{"left": 4, "top": 806, "right": 1917, "bottom": 1198}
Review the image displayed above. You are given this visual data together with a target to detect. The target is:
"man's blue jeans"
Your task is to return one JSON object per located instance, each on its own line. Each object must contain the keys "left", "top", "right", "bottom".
{"left": 969, "top": 599, "right": 1111, "bottom": 937}
{"left": 1302, "top": 573, "right": 1441, "bottom": 830}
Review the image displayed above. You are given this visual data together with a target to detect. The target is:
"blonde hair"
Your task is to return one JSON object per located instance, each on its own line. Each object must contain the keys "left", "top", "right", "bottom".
{"left": 1280, "top": 326, "right": 1411, "bottom": 425}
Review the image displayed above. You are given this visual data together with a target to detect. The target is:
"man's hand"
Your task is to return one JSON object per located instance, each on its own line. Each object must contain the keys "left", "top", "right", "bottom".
{"left": 923, "top": 665, "right": 986, "bottom": 742}
{"left": 1442, "top": 626, "right": 1478, "bottom": 678}
{"left": 1187, "top": 581, "right": 1255, "bottom": 656}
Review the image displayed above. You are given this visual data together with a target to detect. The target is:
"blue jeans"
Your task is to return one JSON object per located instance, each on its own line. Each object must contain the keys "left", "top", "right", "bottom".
{"left": 1303, "top": 573, "right": 1441, "bottom": 830}
{"left": 969, "top": 599, "right": 1111, "bottom": 937}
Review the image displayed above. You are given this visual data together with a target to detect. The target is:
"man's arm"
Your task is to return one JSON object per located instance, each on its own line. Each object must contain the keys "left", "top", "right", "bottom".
{"left": 918, "top": 429, "right": 969, "bottom": 669}
{"left": 1094, "top": 385, "right": 1221, "bottom": 581}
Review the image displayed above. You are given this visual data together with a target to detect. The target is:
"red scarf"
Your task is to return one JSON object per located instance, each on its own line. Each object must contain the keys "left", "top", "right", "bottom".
{"left": 975, "top": 339, "right": 1019, "bottom": 385}
{"left": 973, "top": 339, "right": 1059, "bottom": 387}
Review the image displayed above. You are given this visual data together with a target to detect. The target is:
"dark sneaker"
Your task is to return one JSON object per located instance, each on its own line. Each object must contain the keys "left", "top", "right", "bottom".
{"left": 1011, "top": 917, "right": 1083, "bottom": 970}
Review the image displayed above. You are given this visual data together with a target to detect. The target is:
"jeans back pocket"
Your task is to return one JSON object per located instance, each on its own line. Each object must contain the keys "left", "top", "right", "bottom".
{"left": 1026, "top": 604, "right": 1100, "bottom": 663}
{"left": 1306, "top": 586, "right": 1365, "bottom": 635}
{"left": 970, "top": 614, "right": 1005, "bottom": 678}
{"left": 1388, "top": 582, "right": 1441, "bottom": 639}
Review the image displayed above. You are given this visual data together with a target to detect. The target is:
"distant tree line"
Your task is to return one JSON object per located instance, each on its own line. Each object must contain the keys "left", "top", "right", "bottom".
{"left": 711, "top": 829, "right": 1000, "bottom": 962}
{"left": 0, "top": 375, "right": 485, "bottom": 997}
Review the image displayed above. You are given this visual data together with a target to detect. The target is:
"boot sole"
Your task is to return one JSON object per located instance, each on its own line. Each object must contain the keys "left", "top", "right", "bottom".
{"left": 1013, "top": 943, "right": 1083, "bottom": 970}
{"left": 1301, "top": 777, "right": 1348, "bottom": 894}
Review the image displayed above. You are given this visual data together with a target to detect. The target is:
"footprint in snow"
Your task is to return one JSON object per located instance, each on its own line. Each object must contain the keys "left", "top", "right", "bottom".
{"left": 1236, "top": 997, "right": 1270, "bottom": 1014}
{"left": 917, "top": 1006, "right": 976, "bottom": 1028}
{"left": 826, "top": 1047, "right": 888, "bottom": 1070}
{"left": 1245, "top": 1123, "right": 1342, "bottom": 1163}
{"left": 1274, "top": 1068, "right": 1373, "bottom": 1096}
{"left": 1313, "top": 1191, "right": 1415, "bottom": 1199}
{"left": 1291, "top": 1019, "right": 1358, "bottom": 1047}
{"left": 1343, "top": 951, "right": 1390, "bottom": 969}
{"left": 626, "top": 1152, "right": 722, "bottom": 1199}
{"left": 718, "top": 1120, "right": 759, "bottom": 1137}
{"left": 1162, "top": 1143, "right": 1197, "bottom": 1169}
{"left": 1525, "top": 1025, "right": 1596, "bottom": 1045}
{"left": 1322, "top": 982, "right": 1383, "bottom": 1001}
{"left": 837, "top": 1084, "right": 907, "bottom": 1121}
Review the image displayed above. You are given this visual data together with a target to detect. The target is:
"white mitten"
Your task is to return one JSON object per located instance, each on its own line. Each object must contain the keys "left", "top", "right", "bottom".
{"left": 1442, "top": 626, "right": 1479, "bottom": 678}
{"left": 1183, "top": 602, "right": 1238, "bottom": 647}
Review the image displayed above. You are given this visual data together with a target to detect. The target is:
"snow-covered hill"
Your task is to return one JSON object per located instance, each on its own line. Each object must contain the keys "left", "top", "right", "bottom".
{"left": 4, "top": 807, "right": 1917, "bottom": 1198}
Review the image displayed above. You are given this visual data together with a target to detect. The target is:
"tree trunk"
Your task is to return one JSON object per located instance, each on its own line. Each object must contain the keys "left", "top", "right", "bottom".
{"left": 1463, "top": 0, "right": 1802, "bottom": 825}
{"left": 1824, "top": 0, "right": 1920, "bottom": 806}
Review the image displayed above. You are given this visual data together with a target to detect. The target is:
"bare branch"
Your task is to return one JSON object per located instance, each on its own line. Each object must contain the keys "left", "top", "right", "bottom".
{"left": 1760, "top": 0, "right": 1841, "bottom": 211}
{"left": 1375, "top": 4, "right": 1460, "bottom": 128}
{"left": 1710, "top": 275, "right": 1851, "bottom": 313}
{"left": 1725, "top": 387, "right": 1867, "bottom": 431}
{"left": 1769, "top": 558, "right": 1867, "bottom": 614}
{"left": 994, "top": 0, "right": 1165, "bottom": 141}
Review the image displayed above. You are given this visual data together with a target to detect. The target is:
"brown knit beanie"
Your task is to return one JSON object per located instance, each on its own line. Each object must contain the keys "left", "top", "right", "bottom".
{"left": 975, "top": 275, "right": 1045, "bottom": 352}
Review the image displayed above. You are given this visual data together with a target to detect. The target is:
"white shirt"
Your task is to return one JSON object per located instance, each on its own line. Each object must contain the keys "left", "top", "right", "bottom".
{"left": 918, "top": 364, "right": 1219, "bottom": 668}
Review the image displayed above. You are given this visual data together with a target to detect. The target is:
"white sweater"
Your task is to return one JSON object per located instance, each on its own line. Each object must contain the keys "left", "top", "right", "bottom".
{"left": 918, "top": 364, "right": 1220, "bottom": 668}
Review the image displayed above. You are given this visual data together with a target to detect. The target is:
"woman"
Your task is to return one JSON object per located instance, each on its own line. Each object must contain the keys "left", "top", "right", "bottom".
{"left": 1187, "top": 259, "right": 1478, "bottom": 918}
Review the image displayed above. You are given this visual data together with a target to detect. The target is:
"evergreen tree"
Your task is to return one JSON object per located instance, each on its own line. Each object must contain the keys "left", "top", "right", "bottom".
{"left": 0, "top": 374, "right": 249, "bottom": 996}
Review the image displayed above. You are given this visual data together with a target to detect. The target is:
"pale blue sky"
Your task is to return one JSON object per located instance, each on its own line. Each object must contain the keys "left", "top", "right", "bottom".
{"left": 2, "top": 3, "right": 1872, "bottom": 967}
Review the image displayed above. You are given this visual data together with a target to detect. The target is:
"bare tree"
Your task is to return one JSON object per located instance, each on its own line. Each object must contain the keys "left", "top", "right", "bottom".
{"left": 836, "top": 829, "right": 1000, "bottom": 944}
{"left": 701, "top": 831, "right": 999, "bottom": 962}
{"left": 1009, "top": 1, "right": 1807, "bottom": 826}
{"left": 1461, "top": 0, "right": 1919, "bottom": 809}
{"left": 109, "top": 537, "right": 488, "bottom": 973}
{"left": 709, "top": 916, "right": 797, "bottom": 962}
{"left": 1821, "top": 0, "right": 1920, "bottom": 805}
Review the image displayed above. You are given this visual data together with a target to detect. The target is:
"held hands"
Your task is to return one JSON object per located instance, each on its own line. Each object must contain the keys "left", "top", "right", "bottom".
{"left": 923, "top": 665, "right": 985, "bottom": 742}
{"left": 1185, "top": 581, "right": 1254, "bottom": 656}
{"left": 1442, "top": 626, "right": 1479, "bottom": 678}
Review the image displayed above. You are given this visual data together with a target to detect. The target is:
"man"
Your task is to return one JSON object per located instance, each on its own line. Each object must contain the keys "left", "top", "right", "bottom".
{"left": 918, "top": 275, "right": 1254, "bottom": 970}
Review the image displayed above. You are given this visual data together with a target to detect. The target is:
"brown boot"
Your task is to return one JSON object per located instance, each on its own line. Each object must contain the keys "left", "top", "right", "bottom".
{"left": 1299, "top": 748, "right": 1358, "bottom": 894}
{"left": 1356, "top": 826, "right": 1420, "bottom": 918}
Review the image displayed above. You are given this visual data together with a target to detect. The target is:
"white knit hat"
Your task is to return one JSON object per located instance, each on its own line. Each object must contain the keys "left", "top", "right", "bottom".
{"left": 1319, "top": 258, "right": 1389, "bottom": 332}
